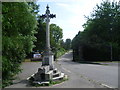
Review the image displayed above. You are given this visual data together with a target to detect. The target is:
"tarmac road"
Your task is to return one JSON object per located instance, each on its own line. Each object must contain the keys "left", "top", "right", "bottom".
{"left": 51, "top": 51, "right": 118, "bottom": 88}
{"left": 6, "top": 51, "right": 119, "bottom": 88}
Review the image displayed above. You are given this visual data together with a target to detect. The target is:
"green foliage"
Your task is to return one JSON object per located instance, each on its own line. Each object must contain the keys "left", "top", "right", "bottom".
{"left": 63, "top": 38, "right": 72, "bottom": 50}
{"left": 2, "top": 2, "right": 38, "bottom": 87}
{"left": 72, "top": 1, "right": 120, "bottom": 61}
{"left": 50, "top": 24, "right": 66, "bottom": 59}
{"left": 33, "top": 18, "right": 46, "bottom": 52}
{"left": 50, "top": 24, "right": 63, "bottom": 47}
{"left": 56, "top": 48, "right": 66, "bottom": 58}
{"left": 50, "top": 24, "right": 64, "bottom": 57}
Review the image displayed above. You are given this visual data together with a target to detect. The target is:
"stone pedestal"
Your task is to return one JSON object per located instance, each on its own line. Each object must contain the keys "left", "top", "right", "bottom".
{"left": 42, "top": 53, "right": 54, "bottom": 70}
{"left": 28, "top": 67, "right": 66, "bottom": 85}
{"left": 34, "top": 66, "right": 53, "bottom": 81}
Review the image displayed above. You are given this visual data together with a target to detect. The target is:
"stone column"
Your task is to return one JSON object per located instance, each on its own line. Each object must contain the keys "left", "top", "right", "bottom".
{"left": 46, "top": 6, "right": 50, "bottom": 52}
{"left": 41, "top": 5, "right": 56, "bottom": 70}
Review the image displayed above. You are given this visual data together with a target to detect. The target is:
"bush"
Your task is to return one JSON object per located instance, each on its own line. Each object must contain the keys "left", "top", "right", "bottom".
{"left": 2, "top": 2, "right": 38, "bottom": 87}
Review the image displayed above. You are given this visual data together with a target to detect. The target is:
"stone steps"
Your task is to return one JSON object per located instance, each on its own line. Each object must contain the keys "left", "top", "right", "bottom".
{"left": 52, "top": 73, "right": 64, "bottom": 80}
{"left": 33, "top": 81, "right": 49, "bottom": 85}
{"left": 52, "top": 71, "right": 61, "bottom": 78}
{"left": 53, "top": 68, "right": 58, "bottom": 73}
{"left": 27, "top": 67, "right": 66, "bottom": 85}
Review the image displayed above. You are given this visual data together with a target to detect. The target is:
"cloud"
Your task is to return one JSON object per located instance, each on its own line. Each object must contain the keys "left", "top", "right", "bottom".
{"left": 56, "top": 3, "right": 70, "bottom": 8}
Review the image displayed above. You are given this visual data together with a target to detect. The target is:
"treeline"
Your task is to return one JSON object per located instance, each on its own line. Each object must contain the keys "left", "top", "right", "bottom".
{"left": 72, "top": 1, "right": 120, "bottom": 62}
{"left": 2, "top": 2, "right": 67, "bottom": 88}
{"left": 62, "top": 38, "right": 72, "bottom": 50}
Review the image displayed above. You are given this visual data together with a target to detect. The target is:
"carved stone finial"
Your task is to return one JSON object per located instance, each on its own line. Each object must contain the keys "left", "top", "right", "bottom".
{"left": 46, "top": 4, "right": 49, "bottom": 9}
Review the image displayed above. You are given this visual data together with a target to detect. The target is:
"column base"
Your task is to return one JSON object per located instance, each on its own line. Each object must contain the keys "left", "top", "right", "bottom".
{"left": 42, "top": 52, "right": 54, "bottom": 70}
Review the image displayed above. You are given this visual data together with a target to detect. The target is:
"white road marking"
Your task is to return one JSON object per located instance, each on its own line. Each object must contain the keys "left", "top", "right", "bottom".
{"left": 101, "top": 83, "right": 114, "bottom": 88}
{"left": 78, "top": 74, "right": 115, "bottom": 88}
{"left": 27, "top": 77, "right": 30, "bottom": 80}
{"left": 27, "top": 73, "right": 35, "bottom": 80}
{"left": 62, "top": 67, "right": 71, "bottom": 73}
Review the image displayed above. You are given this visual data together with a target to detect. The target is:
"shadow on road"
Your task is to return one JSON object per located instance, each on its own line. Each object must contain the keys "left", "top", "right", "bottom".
{"left": 12, "top": 79, "right": 33, "bottom": 87}
{"left": 78, "top": 61, "right": 119, "bottom": 66}
{"left": 60, "top": 52, "right": 104, "bottom": 65}
{"left": 13, "top": 79, "right": 28, "bottom": 85}
{"left": 78, "top": 61, "right": 103, "bottom": 65}
{"left": 61, "top": 51, "right": 118, "bottom": 66}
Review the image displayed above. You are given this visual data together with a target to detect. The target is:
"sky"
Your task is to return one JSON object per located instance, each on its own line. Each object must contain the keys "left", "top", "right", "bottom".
{"left": 36, "top": 0, "right": 119, "bottom": 41}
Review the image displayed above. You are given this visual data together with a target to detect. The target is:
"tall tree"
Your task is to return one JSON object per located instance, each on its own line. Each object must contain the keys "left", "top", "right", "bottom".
{"left": 2, "top": 2, "right": 38, "bottom": 87}
{"left": 72, "top": 0, "right": 120, "bottom": 61}
{"left": 50, "top": 24, "right": 63, "bottom": 50}
{"left": 64, "top": 38, "right": 72, "bottom": 50}
{"left": 33, "top": 18, "right": 46, "bottom": 52}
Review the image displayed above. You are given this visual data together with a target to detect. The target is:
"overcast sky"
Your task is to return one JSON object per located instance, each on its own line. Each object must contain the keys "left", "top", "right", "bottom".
{"left": 37, "top": 0, "right": 119, "bottom": 41}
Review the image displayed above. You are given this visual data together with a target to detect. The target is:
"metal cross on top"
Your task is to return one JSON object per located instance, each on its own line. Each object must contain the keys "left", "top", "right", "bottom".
{"left": 41, "top": 5, "right": 56, "bottom": 22}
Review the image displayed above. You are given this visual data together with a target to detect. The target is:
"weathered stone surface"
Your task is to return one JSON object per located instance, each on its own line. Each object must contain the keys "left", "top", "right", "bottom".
{"left": 42, "top": 55, "right": 54, "bottom": 70}
{"left": 53, "top": 71, "right": 61, "bottom": 78}
{"left": 45, "top": 70, "right": 53, "bottom": 81}
{"left": 52, "top": 73, "right": 65, "bottom": 81}
{"left": 53, "top": 68, "right": 58, "bottom": 73}
{"left": 33, "top": 66, "right": 53, "bottom": 81}
{"left": 39, "top": 66, "right": 50, "bottom": 73}
{"left": 34, "top": 72, "right": 41, "bottom": 81}
{"left": 29, "top": 66, "right": 65, "bottom": 82}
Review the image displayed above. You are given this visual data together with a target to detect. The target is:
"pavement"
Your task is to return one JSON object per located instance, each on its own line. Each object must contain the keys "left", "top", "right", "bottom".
{"left": 6, "top": 62, "right": 42, "bottom": 88}
{"left": 6, "top": 51, "right": 119, "bottom": 88}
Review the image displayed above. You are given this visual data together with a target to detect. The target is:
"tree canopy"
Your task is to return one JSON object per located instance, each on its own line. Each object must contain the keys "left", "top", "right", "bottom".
{"left": 72, "top": 1, "right": 120, "bottom": 61}
{"left": 2, "top": 2, "right": 38, "bottom": 87}
{"left": 63, "top": 38, "right": 72, "bottom": 50}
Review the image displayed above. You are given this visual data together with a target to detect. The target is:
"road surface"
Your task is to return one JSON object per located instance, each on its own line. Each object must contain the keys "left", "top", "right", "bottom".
{"left": 51, "top": 51, "right": 118, "bottom": 88}
{"left": 6, "top": 51, "right": 118, "bottom": 88}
